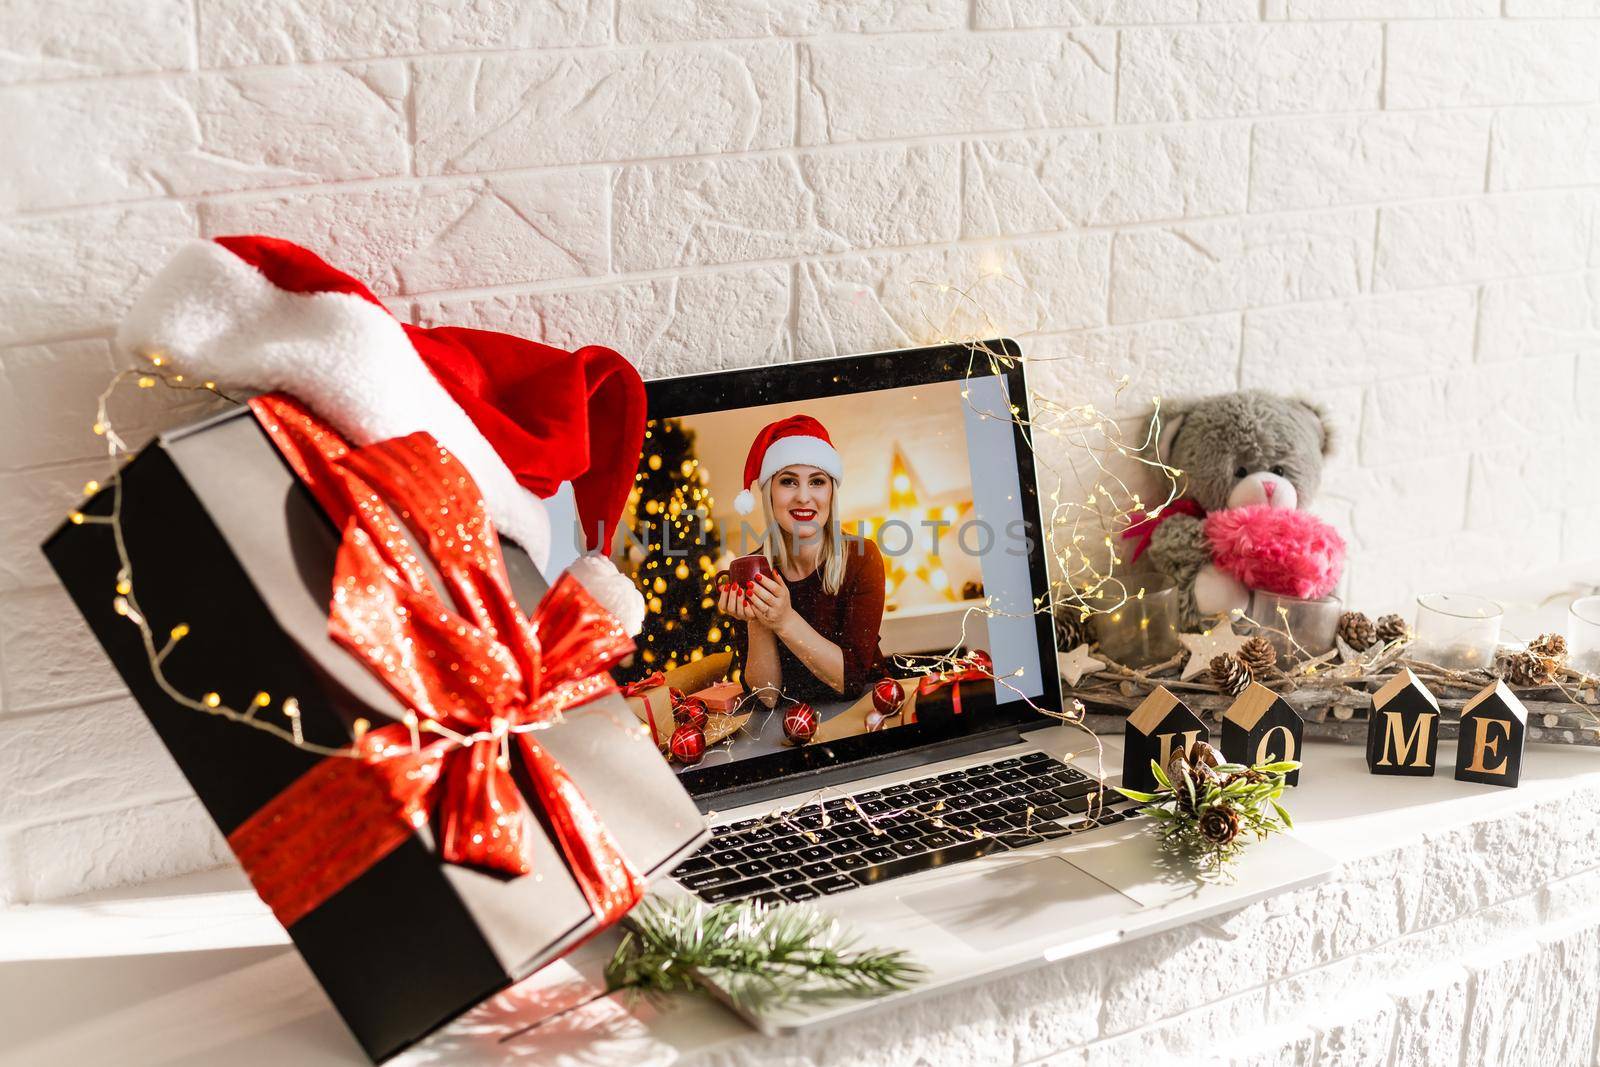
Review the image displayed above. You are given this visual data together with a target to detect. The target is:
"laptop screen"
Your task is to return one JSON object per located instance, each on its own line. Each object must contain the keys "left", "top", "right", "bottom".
{"left": 614, "top": 342, "right": 1060, "bottom": 797}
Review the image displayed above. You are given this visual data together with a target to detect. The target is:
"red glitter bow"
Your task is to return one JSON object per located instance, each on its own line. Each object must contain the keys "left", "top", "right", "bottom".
{"left": 228, "top": 394, "right": 643, "bottom": 928}
{"left": 916, "top": 650, "right": 994, "bottom": 716}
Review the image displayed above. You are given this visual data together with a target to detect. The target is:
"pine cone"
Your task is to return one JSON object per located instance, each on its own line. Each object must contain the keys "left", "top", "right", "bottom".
{"left": 1166, "top": 742, "right": 1219, "bottom": 791}
{"left": 1210, "top": 653, "right": 1251, "bottom": 697}
{"left": 1528, "top": 633, "right": 1568, "bottom": 664}
{"left": 1238, "top": 635, "right": 1278, "bottom": 676}
{"left": 1167, "top": 743, "right": 1220, "bottom": 814}
{"left": 1503, "top": 650, "right": 1552, "bottom": 688}
{"left": 1054, "top": 607, "right": 1086, "bottom": 652}
{"left": 1337, "top": 611, "right": 1377, "bottom": 652}
{"left": 1375, "top": 613, "right": 1409, "bottom": 644}
{"left": 1166, "top": 751, "right": 1198, "bottom": 810}
{"left": 1199, "top": 806, "right": 1242, "bottom": 847}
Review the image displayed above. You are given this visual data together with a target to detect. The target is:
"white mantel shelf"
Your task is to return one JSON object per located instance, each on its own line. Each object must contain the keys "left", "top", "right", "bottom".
{"left": 3, "top": 734, "right": 1598, "bottom": 1067}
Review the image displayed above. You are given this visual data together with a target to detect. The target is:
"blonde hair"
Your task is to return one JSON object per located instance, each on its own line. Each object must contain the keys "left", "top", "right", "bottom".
{"left": 760, "top": 471, "right": 845, "bottom": 595}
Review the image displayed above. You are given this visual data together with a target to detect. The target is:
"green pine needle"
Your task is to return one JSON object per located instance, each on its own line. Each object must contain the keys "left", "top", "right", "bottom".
{"left": 606, "top": 895, "right": 924, "bottom": 1012}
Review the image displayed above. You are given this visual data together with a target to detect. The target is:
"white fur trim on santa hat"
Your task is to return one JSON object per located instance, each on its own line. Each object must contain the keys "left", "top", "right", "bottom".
{"left": 117, "top": 241, "right": 650, "bottom": 635}
{"left": 732, "top": 435, "right": 842, "bottom": 516}
{"left": 757, "top": 435, "right": 842, "bottom": 488}
{"left": 732, "top": 436, "right": 842, "bottom": 515}
{"left": 118, "top": 241, "right": 554, "bottom": 567}
{"left": 564, "top": 554, "right": 646, "bottom": 635}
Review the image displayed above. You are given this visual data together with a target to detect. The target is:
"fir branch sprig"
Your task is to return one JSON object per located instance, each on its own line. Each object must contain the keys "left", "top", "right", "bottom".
{"left": 607, "top": 895, "right": 924, "bottom": 1011}
{"left": 1116, "top": 742, "right": 1298, "bottom": 880}
{"left": 503, "top": 895, "right": 922, "bottom": 1042}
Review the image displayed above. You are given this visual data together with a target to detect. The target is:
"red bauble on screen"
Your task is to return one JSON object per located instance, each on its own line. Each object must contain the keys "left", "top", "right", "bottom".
{"left": 668, "top": 687, "right": 687, "bottom": 708}
{"left": 674, "top": 697, "right": 708, "bottom": 731}
{"left": 782, "top": 702, "right": 817, "bottom": 745}
{"left": 871, "top": 678, "right": 905, "bottom": 717}
{"left": 669, "top": 722, "right": 705, "bottom": 766}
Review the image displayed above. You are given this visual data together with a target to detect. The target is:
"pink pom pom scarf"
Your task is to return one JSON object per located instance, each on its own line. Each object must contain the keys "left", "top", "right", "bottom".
{"left": 1204, "top": 505, "right": 1345, "bottom": 600}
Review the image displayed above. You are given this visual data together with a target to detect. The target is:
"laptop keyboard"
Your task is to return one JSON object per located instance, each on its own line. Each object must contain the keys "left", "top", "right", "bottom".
{"left": 671, "top": 752, "right": 1140, "bottom": 906}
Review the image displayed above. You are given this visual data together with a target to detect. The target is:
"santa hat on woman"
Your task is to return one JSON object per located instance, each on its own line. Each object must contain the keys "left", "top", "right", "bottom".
{"left": 117, "top": 235, "right": 647, "bottom": 632}
{"left": 732, "top": 414, "right": 843, "bottom": 515}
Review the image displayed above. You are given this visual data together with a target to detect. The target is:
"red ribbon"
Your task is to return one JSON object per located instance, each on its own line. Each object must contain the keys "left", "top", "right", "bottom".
{"left": 621, "top": 672, "right": 666, "bottom": 697}
{"left": 228, "top": 393, "right": 644, "bottom": 929}
{"left": 621, "top": 672, "right": 668, "bottom": 744}
{"left": 1120, "top": 498, "right": 1206, "bottom": 564}
{"left": 917, "top": 650, "right": 993, "bottom": 717}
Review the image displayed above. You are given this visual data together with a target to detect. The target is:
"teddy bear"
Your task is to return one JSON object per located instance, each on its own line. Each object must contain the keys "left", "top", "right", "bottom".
{"left": 1127, "top": 390, "right": 1345, "bottom": 630}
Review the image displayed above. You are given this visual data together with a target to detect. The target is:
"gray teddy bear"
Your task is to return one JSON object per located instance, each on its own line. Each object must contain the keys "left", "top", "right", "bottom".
{"left": 1143, "top": 390, "right": 1333, "bottom": 629}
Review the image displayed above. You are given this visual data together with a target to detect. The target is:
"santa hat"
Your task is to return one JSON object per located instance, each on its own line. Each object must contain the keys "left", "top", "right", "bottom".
{"left": 116, "top": 235, "right": 647, "bottom": 633}
{"left": 732, "top": 415, "right": 843, "bottom": 515}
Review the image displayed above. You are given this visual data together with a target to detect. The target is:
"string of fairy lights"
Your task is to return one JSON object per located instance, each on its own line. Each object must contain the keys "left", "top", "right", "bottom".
{"left": 60, "top": 269, "right": 1600, "bottom": 878}
{"left": 913, "top": 273, "right": 1181, "bottom": 617}
{"left": 857, "top": 271, "right": 1181, "bottom": 743}
{"left": 68, "top": 361, "right": 346, "bottom": 752}
{"left": 73, "top": 264, "right": 1182, "bottom": 772}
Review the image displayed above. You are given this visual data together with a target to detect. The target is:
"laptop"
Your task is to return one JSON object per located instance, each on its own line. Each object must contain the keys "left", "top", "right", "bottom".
{"left": 628, "top": 340, "right": 1335, "bottom": 1033}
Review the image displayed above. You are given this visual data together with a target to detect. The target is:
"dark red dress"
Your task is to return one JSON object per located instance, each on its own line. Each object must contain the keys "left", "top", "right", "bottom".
{"left": 732, "top": 539, "right": 888, "bottom": 703}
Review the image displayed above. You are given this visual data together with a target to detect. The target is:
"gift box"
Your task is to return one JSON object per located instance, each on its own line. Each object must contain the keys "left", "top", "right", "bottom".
{"left": 623, "top": 654, "right": 749, "bottom": 749}
{"left": 622, "top": 673, "right": 678, "bottom": 743}
{"left": 44, "top": 400, "right": 708, "bottom": 1063}
{"left": 911, "top": 650, "right": 995, "bottom": 723}
{"left": 810, "top": 653, "right": 995, "bottom": 743}
{"left": 691, "top": 680, "right": 746, "bottom": 713}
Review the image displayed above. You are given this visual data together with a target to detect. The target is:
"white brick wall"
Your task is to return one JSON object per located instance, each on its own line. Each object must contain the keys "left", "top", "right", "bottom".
{"left": 1, "top": 4, "right": 1597, "bottom": 906}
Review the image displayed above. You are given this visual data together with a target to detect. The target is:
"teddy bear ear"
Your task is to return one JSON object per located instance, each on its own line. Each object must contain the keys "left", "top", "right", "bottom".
{"left": 1295, "top": 400, "right": 1334, "bottom": 457}
{"left": 1156, "top": 408, "right": 1188, "bottom": 465}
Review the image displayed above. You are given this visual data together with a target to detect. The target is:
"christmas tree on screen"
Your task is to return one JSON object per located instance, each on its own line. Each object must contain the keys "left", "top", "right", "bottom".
{"left": 620, "top": 418, "right": 728, "bottom": 680}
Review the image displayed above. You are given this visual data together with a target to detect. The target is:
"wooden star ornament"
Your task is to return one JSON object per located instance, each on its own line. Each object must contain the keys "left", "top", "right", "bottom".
{"left": 1177, "top": 623, "right": 1251, "bottom": 681}
{"left": 1058, "top": 644, "right": 1106, "bottom": 688}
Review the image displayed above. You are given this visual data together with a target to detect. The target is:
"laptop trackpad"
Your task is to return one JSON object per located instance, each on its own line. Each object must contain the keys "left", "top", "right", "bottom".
{"left": 900, "top": 856, "right": 1142, "bottom": 952}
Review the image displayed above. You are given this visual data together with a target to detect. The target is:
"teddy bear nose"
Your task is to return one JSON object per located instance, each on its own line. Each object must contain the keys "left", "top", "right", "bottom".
{"left": 1263, "top": 481, "right": 1276, "bottom": 500}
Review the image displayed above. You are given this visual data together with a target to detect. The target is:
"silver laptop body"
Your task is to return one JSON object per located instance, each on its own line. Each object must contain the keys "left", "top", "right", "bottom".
{"left": 636, "top": 342, "right": 1336, "bottom": 1033}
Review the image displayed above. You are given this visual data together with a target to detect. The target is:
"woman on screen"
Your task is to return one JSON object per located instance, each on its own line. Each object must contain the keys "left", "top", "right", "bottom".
{"left": 719, "top": 415, "right": 886, "bottom": 706}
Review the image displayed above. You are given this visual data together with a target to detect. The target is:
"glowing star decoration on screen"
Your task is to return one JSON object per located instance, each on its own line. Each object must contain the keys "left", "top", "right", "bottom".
{"left": 858, "top": 446, "right": 973, "bottom": 611}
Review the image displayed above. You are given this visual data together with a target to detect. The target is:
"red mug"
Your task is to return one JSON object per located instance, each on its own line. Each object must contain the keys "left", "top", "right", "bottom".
{"left": 714, "top": 553, "right": 776, "bottom": 591}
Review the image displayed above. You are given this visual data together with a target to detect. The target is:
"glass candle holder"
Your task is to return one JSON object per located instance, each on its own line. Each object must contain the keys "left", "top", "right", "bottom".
{"left": 1086, "top": 584, "right": 1181, "bottom": 668}
{"left": 1412, "top": 593, "right": 1502, "bottom": 671}
{"left": 1248, "top": 590, "right": 1342, "bottom": 662}
{"left": 1569, "top": 595, "right": 1600, "bottom": 677}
